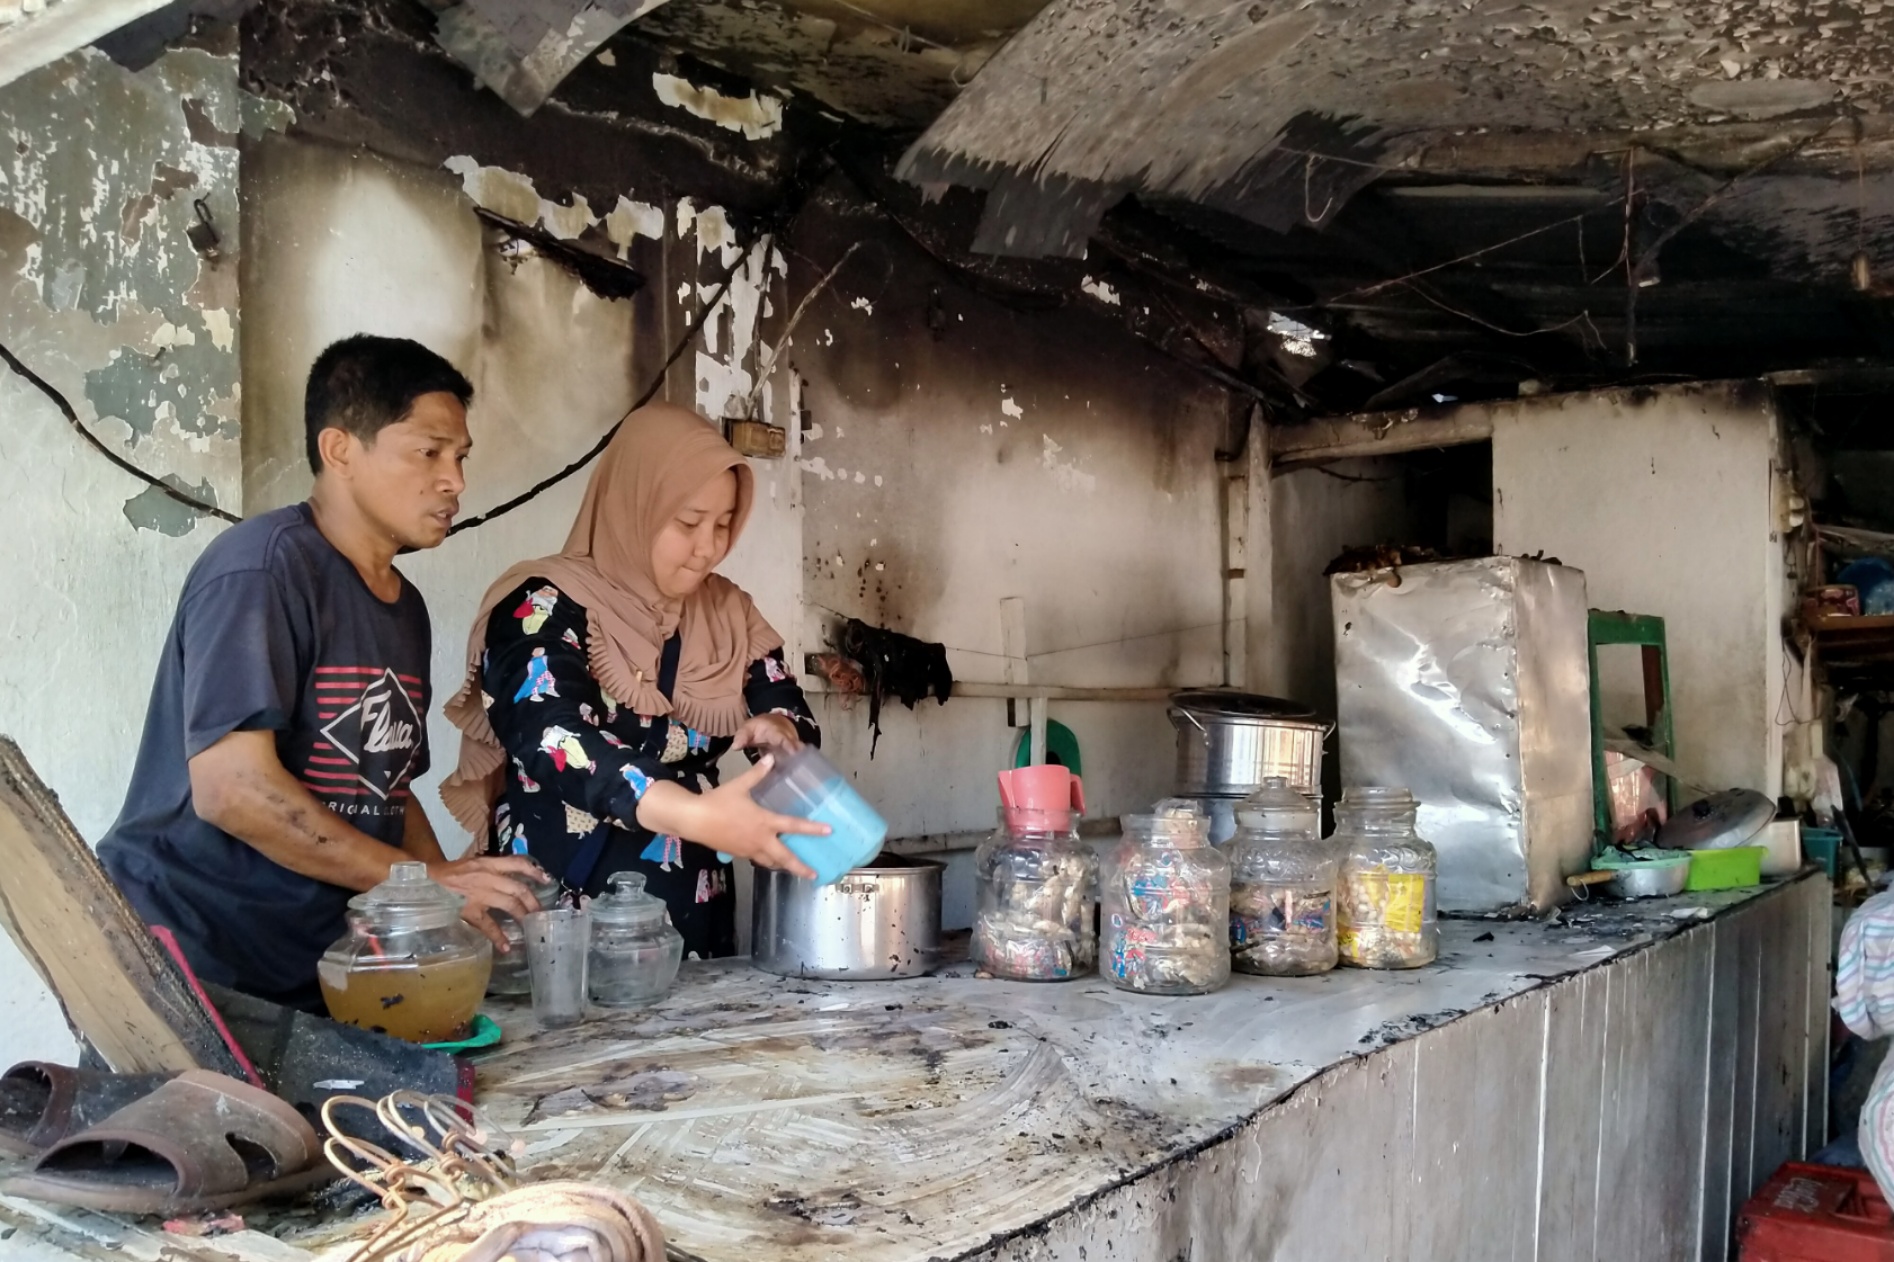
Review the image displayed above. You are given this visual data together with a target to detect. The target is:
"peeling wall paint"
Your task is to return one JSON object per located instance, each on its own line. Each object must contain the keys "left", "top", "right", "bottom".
{"left": 2, "top": 46, "right": 241, "bottom": 504}
{"left": 0, "top": 45, "right": 244, "bottom": 1067}
{"left": 651, "top": 71, "right": 784, "bottom": 141}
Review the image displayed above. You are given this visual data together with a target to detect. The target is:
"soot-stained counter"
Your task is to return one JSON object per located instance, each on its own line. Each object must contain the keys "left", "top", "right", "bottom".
{"left": 0, "top": 873, "right": 1831, "bottom": 1262}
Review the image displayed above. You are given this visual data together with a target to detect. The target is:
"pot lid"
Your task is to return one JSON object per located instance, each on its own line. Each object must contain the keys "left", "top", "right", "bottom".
{"left": 348, "top": 862, "right": 464, "bottom": 923}
{"left": 1235, "top": 777, "right": 1320, "bottom": 834}
{"left": 591, "top": 871, "right": 669, "bottom": 929}
{"left": 1656, "top": 789, "right": 1775, "bottom": 851}
{"left": 1168, "top": 689, "right": 1317, "bottom": 720}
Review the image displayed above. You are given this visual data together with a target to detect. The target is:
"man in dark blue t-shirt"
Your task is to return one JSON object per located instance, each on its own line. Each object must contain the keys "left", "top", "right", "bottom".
{"left": 98, "top": 335, "right": 544, "bottom": 1011}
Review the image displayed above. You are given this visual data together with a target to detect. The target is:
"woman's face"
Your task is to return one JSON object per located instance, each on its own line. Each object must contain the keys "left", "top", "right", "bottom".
{"left": 650, "top": 469, "right": 738, "bottom": 599}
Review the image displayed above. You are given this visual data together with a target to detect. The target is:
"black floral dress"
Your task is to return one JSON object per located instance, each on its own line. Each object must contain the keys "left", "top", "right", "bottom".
{"left": 479, "top": 577, "right": 819, "bottom": 957}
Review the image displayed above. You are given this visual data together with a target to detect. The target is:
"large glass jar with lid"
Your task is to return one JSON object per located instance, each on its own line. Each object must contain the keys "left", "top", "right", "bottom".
{"left": 973, "top": 767, "right": 1097, "bottom": 981}
{"left": 588, "top": 871, "right": 685, "bottom": 1007}
{"left": 1100, "top": 800, "right": 1231, "bottom": 995}
{"left": 1334, "top": 786, "right": 1438, "bottom": 969}
{"left": 487, "top": 872, "right": 565, "bottom": 996}
{"left": 1226, "top": 777, "right": 1338, "bottom": 976}
{"left": 317, "top": 863, "right": 493, "bottom": 1043}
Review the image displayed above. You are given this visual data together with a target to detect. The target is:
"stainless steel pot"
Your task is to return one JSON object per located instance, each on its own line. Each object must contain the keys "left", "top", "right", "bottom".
{"left": 1169, "top": 690, "right": 1328, "bottom": 798}
{"left": 752, "top": 855, "right": 943, "bottom": 980}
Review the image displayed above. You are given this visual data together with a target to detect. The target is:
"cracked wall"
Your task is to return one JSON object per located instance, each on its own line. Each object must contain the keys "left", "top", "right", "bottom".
{"left": 0, "top": 42, "right": 245, "bottom": 1067}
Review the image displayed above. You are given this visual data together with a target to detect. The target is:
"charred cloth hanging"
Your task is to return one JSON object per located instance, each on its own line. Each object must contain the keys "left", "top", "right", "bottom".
{"left": 835, "top": 620, "right": 953, "bottom": 756}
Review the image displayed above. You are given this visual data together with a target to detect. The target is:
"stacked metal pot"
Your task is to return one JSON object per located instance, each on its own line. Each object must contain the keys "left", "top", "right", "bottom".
{"left": 1167, "top": 690, "right": 1328, "bottom": 843}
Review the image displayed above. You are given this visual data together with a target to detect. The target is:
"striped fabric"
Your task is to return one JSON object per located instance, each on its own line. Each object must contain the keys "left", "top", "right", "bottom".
{"left": 1835, "top": 889, "right": 1894, "bottom": 1194}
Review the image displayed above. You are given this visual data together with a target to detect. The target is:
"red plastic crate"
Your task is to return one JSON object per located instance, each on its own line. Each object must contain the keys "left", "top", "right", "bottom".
{"left": 1738, "top": 1162, "right": 1894, "bottom": 1261}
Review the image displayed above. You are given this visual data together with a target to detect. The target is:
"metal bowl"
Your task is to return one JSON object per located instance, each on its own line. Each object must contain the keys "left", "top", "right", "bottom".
{"left": 1590, "top": 849, "right": 1691, "bottom": 899}
{"left": 1606, "top": 860, "right": 1691, "bottom": 899}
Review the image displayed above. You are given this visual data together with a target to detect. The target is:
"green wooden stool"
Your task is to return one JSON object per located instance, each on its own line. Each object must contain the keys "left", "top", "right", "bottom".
{"left": 1588, "top": 610, "right": 1677, "bottom": 846}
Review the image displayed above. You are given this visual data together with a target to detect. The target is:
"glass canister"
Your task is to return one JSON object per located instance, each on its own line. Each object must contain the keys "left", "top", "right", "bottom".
{"left": 1227, "top": 777, "right": 1338, "bottom": 976}
{"left": 587, "top": 872, "right": 685, "bottom": 1007}
{"left": 1101, "top": 800, "right": 1231, "bottom": 995}
{"left": 317, "top": 862, "right": 493, "bottom": 1043}
{"left": 972, "top": 768, "right": 1097, "bottom": 981}
{"left": 1334, "top": 786, "right": 1438, "bottom": 969}
{"left": 487, "top": 873, "right": 564, "bottom": 997}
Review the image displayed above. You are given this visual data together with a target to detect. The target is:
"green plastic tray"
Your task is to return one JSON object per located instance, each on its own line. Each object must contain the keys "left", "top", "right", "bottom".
{"left": 1686, "top": 845, "right": 1765, "bottom": 892}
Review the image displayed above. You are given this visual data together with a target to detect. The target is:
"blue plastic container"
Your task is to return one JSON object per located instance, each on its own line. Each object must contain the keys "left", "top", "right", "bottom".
{"left": 750, "top": 746, "right": 888, "bottom": 885}
{"left": 1804, "top": 827, "right": 1842, "bottom": 879}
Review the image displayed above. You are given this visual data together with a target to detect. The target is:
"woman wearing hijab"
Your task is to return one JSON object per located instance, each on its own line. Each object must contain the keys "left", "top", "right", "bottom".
{"left": 443, "top": 404, "right": 824, "bottom": 957}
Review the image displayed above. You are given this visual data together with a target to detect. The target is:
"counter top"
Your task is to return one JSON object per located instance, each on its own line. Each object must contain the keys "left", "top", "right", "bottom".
{"left": 0, "top": 878, "right": 1816, "bottom": 1261}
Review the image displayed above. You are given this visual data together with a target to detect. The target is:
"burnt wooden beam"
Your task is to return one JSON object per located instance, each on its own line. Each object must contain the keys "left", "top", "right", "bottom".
{"left": 1270, "top": 405, "right": 1495, "bottom": 469}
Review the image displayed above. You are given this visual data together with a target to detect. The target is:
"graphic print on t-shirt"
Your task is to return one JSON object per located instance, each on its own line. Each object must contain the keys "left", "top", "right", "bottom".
{"left": 312, "top": 666, "right": 424, "bottom": 799}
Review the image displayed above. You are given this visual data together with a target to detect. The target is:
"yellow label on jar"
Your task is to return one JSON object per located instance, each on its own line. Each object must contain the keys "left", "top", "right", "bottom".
{"left": 1381, "top": 873, "right": 1427, "bottom": 934}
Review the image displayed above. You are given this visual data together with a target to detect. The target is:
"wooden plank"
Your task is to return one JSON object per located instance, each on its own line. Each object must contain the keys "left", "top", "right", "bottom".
{"left": 1598, "top": 947, "right": 1710, "bottom": 1262}
{"left": 1751, "top": 889, "right": 1805, "bottom": 1189}
{"left": 1805, "top": 878, "right": 1833, "bottom": 1156}
{"left": 999, "top": 597, "right": 1027, "bottom": 687}
{"left": 1701, "top": 912, "right": 1741, "bottom": 1262}
{"left": 801, "top": 675, "right": 1176, "bottom": 704}
{"left": 0, "top": 737, "right": 240, "bottom": 1075}
{"left": 1409, "top": 1000, "right": 1544, "bottom": 1262}
{"left": 1540, "top": 968, "right": 1607, "bottom": 1262}
{"left": 1651, "top": 927, "right": 1716, "bottom": 1262}
{"left": 1269, "top": 406, "right": 1495, "bottom": 468}
{"left": 1730, "top": 908, "right": 1762, "bottom": 1211}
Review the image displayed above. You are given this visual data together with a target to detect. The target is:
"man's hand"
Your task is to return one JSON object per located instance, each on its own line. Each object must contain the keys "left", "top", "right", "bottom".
{"left": 734, "top": 712, "right": 802, "bottom": 753}
{"left": 637, "top": 759, "right": 825, "bottom": 879}
{"left": 427, "top": 854, "right": 549, "bottom": 951}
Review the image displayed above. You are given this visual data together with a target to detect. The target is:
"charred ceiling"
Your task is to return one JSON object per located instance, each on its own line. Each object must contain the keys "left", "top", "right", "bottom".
{"left": 220, "top": 0, "right": 1894, "bottom": 423}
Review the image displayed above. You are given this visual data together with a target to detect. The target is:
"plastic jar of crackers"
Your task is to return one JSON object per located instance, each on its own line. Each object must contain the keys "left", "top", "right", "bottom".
{"left": 1334, "top": 787, "right": 1437, "bottom": 969}
{"left": 1100, "top": 800, "right": 1230, "bottom": 995}
{"left": 1226, "top": 777, "right": 1338, "bottom": 976}
{"left": 972, "top": 815, "right": 1097, "bottom": 981}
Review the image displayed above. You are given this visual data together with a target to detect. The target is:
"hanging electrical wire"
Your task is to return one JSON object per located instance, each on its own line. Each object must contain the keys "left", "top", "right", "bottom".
{"left": 0, "top": 214, "right": 775, "bottom": 537}
{"left": 0, "top": 340, "right": 241, "bottom": 524}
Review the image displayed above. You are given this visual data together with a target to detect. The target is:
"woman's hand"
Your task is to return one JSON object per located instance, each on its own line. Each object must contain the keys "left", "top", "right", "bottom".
{"left": 636, "top": 761, "right": 824, "bottom": 879}
{"left": 734, "top": 712, "right": 802, "bottom": 753}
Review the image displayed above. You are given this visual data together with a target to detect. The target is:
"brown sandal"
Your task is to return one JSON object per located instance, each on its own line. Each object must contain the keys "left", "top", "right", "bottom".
{"left": 0, "top": 1062, "right": 177, "bottom": 1158}
{"left": 1, "top": 1070, "right": 328, "bottom": 1214}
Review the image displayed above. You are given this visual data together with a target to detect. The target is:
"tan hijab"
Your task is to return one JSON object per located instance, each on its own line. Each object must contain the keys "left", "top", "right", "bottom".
{"left": 441, "top": 403, "right": 783, "bottom": 843}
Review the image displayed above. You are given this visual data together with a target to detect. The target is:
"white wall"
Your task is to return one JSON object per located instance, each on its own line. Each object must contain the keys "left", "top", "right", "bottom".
{"left": 790, "top": 225, "right": 1229, "bottom": 837}
{"left": 1252, "top": 456, "right": 1432, "bottom": 722}
{"left": 1491, "top": 382, "right": 1790, "bottom": 797}
{"left": 0, "top": 49, "right": 245, "bottom": 1066}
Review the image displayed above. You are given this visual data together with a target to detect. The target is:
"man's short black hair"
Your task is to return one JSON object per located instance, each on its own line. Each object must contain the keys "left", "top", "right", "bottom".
{"left": 304, "top": 335, "right": 474, "bottom": 474}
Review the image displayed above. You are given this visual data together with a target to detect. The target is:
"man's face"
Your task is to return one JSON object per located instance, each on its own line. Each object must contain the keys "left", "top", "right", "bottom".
{"left": 330, "top": 392, "right": 471, "bottom": 550}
